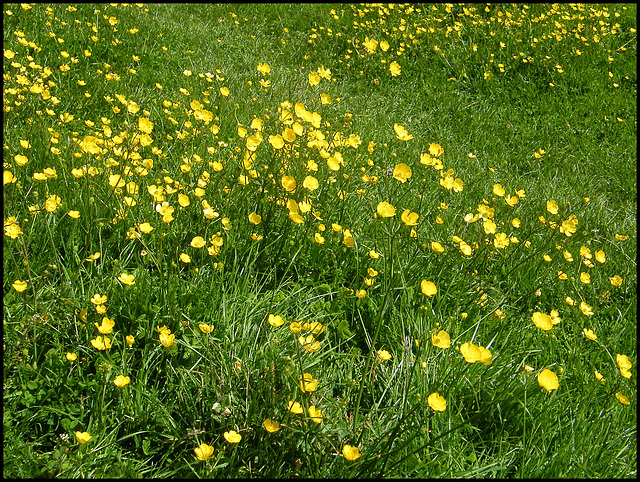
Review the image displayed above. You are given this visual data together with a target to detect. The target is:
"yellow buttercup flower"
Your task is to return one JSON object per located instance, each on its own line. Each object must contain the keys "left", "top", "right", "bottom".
{"left": 538, "top": 369, "right": 559, "bottom": 393}
{"left": 431, "top": 330, "right": 450, "bottom": 349}
{"left": 160, "top": 331, "right": 175, "bottom": 347}
{"left": 427, "top": 392, "right": 447, "bottom": 412}
{"left": 287, "top": 401, "right": 303, "bottom": 414}
{"left": 401, "top": 209, "right": 419, "bottom": 226}
{"left": 194, "top": 443, "right": 214, "bottom": 461}
{"left": 420, "top": 280, "right": 437, "bottom": 297}
{"left": 392, "top": 163, "right": 412, "bottom": 183}
{"left": 75, "top": 431, "right": 92, "bottom": 444}
{"left": 342, "top": 444, "right": 361, "bottom": 461}
{"left": 393, "top": 123, "right": 413, "bottom": 141}
{"left": 113, "top": 375, "right": 130, "bottom": 387}
{"left": 199, "top": 323, "right": 214, "bottom": 333}
{"left": 224, "top": 430, "right": 242, "bottom": 443}
{"left": 299, "top": 373, "right": 318, "bottom": 393}
{"left": 376, "top": 201, "right": 396, "bottom": 218}
{"left": 12, "top": 279, "right": 28, "bottom": 292}
{"left": 263, "top": 419, "right": 280, "bottom": 432}
{"left": 117, "top": 273, "right": 135, "bottom": 285}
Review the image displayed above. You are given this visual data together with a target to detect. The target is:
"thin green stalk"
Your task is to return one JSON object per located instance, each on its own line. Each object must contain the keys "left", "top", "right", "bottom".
{"left": 353, "top": 218, "right": 396, "bottom": 439}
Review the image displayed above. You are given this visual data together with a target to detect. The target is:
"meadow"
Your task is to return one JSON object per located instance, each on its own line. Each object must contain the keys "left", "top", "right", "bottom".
{"left": 3, "top": 3, "right": 637, "bottom": 478}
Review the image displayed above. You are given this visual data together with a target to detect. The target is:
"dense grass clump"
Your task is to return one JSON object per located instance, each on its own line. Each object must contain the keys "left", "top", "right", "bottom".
{"left": 3, "top": 3, "right": 636, "bottom": 478}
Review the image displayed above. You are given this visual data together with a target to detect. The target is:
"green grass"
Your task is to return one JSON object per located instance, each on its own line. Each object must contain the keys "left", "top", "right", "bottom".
{"left": 3, "top": 3, "right": 636, "bottom": 478}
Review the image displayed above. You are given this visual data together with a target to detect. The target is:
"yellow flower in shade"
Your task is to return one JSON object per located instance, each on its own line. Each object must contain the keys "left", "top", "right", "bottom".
{"left": 392, "top": 163, "right": 412, "bottom": 183}
{"left": 532, "top": 312, "right": 553, "bottom": 331}
{"left": 401, "top": 209, "right": 419, "bottom": 226}
{"left": 557, "top": 271, "right": 568, "bottom": 280}
{"left": 194, "top": 443, "right": 214, "bottom": 461}
{"left": 86, "top": 252, "right": 101, "bottom": 262}
{"left": 268, "top": 314, "right": 284, "bottom": 327}
{"left": 594, "top": 370, "right": 605, "bottom": 382}
{"left": 113, "top": 375, "right": 130, "bottom": 387}
{"left": 431, "top": 330, "right": 450, "bottom": 349}
{"left": 389, "top": 61, "right": 401, "bottom": 76}
{"left": 191, "top": 236, "right": 206, "bottom": 248}
{"left": 376, "top": 349, "right": 392, "bottom": 361}
{"left": 95, "top": 316, "right": 115, "bottom": 334}
{"left": 369, "top": 250, "right": 380, "bottom": 259}
{"left": 117, "top": 273, "right": 135, "bottom": 285}
{"left": 66, "top": 352, "right": 77, "bottom": 362}
{"left": 289, "top": 321, "right": 302, "bottom": 333}
{"left": 308, "top": 405, "right": 323, "bottom": 424}
{"left": 12, "top": 279, "right": 28, "bottom": 292}
{"left": 287, "top": 401, "right": 304, "bottom": 414}
{"left": 159, "top": 331, "right": 175, "bottom": 347}
{"left": 314, "top": 233, "right": 325, "bottom": 244}
{"left": 609, "top": 275, "right": 623, "bottom": 287}
{"left": 615, "top": 233, "right": 629, "bottom": 241}
{"left": 248, "top": 212, "right": 261, "bottom": 225}
{"left": 75, "top": 431, "right": 92, "bottom": 444}
{"left": 420, "top": 280, "right": 437, "bottom": 297}
{"left": 616, "top": 393, "right": 630, "bottom": 405}
{"left": 342, "top": 445, "right": 361, "bottom": 461}
{"left": 493, "top": 184, "right": 505, "bottom": 197}
{"left": 393, "top": 123, "right": 413, "bottom": 141}
{"left": 546, "top": 200, "right": 559, "bottom": 214}
{"left": 579, "top": 302, "right": 593, "bottom": 316}
{"left": 538, "top": 369, "right": 559, "bottom": 392}
{"left": 583, "top": 328, "right": 597, "bottom": 341}
{"left": 376, "top": 201, "right": 396, "bottom": 218}
{"left": 460, "top": 342, "right": 481, "bottom": 363}
{"left": 199, "top": 323, "right": 214, "bottom": 334}
{"left": 263, "top": 419, "right": 280, "bottom": 432}
{"left": 299, "top": 373, "right": 318, "bottom": 393}
{"left": 224, "top": 430, "right": 242, "bottom": 444}
{"left": 427, "top": 392, "right": 447, "bottom": 412}
{"left": 343, "top": 229, "right": 355, "bottom": 247}
{"left": 126, "top": 335, "right": 135, "bottom": 345}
